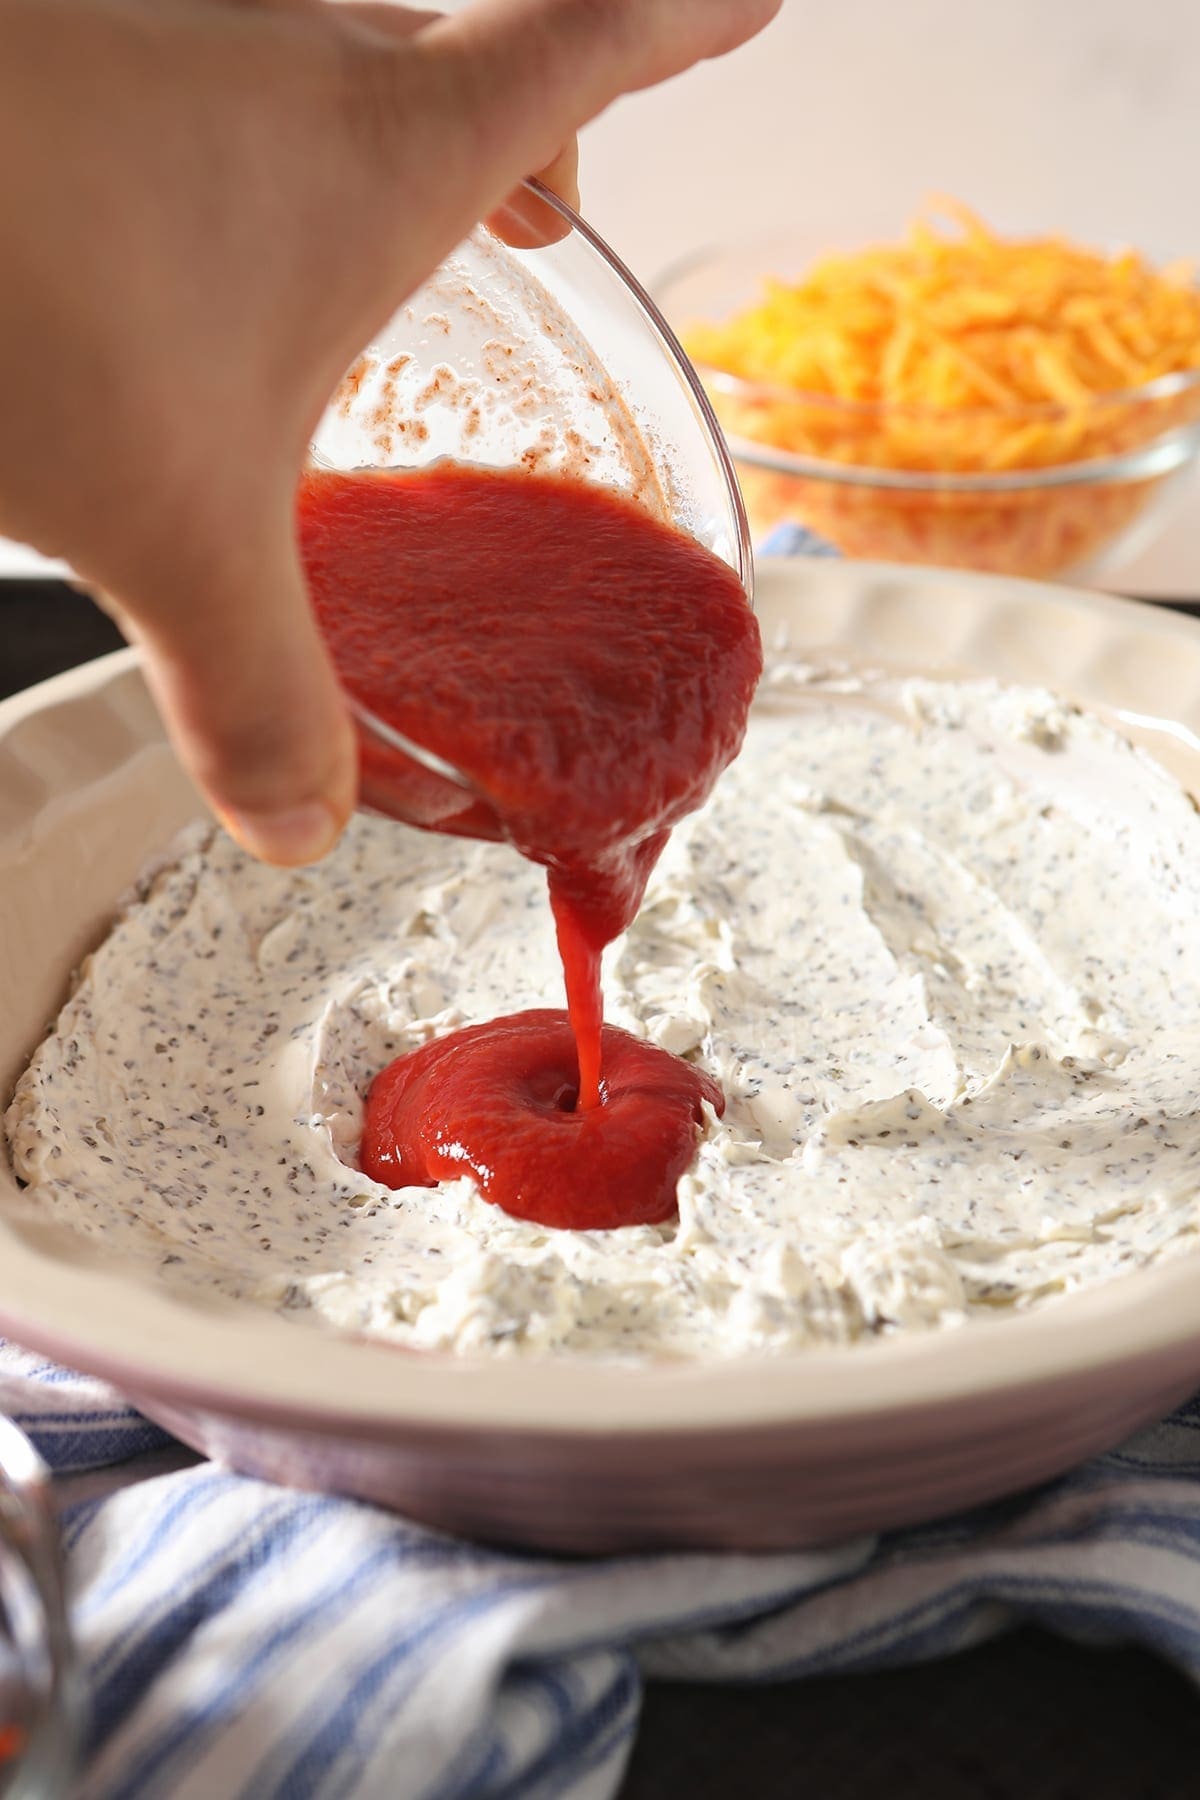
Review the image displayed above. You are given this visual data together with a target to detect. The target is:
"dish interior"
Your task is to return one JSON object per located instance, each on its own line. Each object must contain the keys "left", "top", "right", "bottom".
{"left": 4, "top": 564, "right": 1200, "bottom": 1434}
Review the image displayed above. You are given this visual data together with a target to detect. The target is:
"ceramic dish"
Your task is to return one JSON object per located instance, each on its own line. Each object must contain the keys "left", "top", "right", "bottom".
{"left": 4, "top": 560, "right": 1200, "bottom": 1554}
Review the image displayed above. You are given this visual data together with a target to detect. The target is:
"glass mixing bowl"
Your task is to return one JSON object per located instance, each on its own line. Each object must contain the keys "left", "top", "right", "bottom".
{"left": 657, "top": 239, "right": 1200, "bottom": 581}
{"left": 308, "top": 179, "right": 752, "bottom": 836}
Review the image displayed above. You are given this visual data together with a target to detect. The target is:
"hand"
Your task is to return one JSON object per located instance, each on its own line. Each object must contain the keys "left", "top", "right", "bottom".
{"left": 0, "top": 0, "right": 779, "bottom": 864}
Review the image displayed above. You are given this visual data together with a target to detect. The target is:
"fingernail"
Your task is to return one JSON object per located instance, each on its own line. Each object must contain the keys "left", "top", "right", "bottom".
{"left": 220, "top": 801, "right": 343, "bottom": 867}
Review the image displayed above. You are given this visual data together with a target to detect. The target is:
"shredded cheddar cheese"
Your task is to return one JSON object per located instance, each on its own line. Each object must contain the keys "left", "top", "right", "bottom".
{"left": 679, "top": 202, "right": 1200, "bottom": 575}
{"left": 685, "top": 200, "right": 1200, "bottom": 451}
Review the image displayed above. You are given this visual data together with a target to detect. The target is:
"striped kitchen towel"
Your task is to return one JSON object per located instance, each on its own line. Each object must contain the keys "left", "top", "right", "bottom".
{"left": 758, "top": 521, "right": 842, "bottom": 558}
{"left": 7, "top": 1334, "right": 1200, "bottom": 1800}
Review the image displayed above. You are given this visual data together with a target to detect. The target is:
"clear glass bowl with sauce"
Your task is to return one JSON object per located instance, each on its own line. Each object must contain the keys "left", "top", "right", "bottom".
{"left": 308, "top": 179, "right": 752, "bottom": 836}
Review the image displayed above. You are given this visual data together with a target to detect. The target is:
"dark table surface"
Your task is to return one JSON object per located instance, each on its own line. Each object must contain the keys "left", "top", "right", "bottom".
{"left": 5, "top": 579, "right": 1200, "bottom": 1800}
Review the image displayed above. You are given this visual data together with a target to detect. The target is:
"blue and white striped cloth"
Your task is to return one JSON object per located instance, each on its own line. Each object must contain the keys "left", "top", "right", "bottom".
{"left": 758, "top": 521, "right": 843, "bottom": 558}
{"left": 10, "top": 1337, "right": 1200, "bottom": 1799}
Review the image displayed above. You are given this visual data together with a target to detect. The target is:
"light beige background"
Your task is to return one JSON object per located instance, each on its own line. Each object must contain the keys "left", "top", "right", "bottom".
{"left": 4, "top": 0, "right": 1199, "bottom": 591}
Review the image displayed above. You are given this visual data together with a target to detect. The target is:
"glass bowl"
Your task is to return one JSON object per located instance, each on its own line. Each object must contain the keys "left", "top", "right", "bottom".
{"left": 657, "top": 240, "right": 1200, "bottom": 580}
{"left": 309, "top": 180, "right": 752, "bottom": 835}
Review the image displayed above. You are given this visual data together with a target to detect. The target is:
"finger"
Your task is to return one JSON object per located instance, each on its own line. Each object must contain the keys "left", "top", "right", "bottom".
{"left": 486, "top": 134, "right": 579, "bottom": 248}
{"left": 126, "top": 517, "right": 358, "bottom": 866}
{"left": 535, "top": 135, "right": 580, "bottom": 213}
{"left": 338, "top": 5, "right": 582, "bottom": 250}
{"left": 333, "top": 3, "right": 442, "bottom": 44}
{"left": 340, "top": 5, "right": 583, "bottom": 249}
{"left": 329, "top": 2, "right": 776, "bottom": 325}
{"left": 425, "top": 0, "right": 782, "bottom": 179}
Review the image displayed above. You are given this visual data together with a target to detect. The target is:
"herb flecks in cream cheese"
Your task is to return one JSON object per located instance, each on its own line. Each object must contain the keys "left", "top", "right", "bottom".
{"left": 8, "top": 673, "right": 1200, "bottom": 1360}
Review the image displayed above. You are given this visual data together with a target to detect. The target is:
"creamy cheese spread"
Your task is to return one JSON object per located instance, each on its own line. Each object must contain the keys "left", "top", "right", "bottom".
{"left": 8, "top": 670, "right": 1200, "bottom": 1360}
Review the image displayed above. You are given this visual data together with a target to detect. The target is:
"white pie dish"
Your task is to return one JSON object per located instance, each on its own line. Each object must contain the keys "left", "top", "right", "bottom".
{"left": 3, "top": 557, "right": 1200, "bottom": 1552}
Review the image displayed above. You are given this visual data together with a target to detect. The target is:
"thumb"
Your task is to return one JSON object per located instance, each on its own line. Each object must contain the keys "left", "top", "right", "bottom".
{"left": 116, "top": 517, "right": 358, "bottom": 867}
{"left": 423, "top": 0, "right": 782, "bottom": 177}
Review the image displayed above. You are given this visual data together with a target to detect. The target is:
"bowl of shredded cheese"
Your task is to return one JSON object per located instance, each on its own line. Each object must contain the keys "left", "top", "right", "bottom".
{"left": 663, "top": 201, "right": 1200, "bottom": 578}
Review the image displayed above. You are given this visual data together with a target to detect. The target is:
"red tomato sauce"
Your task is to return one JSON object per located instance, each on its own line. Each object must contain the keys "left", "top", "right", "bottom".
{"left": 298, "top": 463, "right": 760, "bottom": 1229}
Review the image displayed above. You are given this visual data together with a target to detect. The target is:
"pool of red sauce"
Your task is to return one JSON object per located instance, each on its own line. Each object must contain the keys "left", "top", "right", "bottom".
{"left": 299, "top": 463, "right": 761, "bottom": 1231}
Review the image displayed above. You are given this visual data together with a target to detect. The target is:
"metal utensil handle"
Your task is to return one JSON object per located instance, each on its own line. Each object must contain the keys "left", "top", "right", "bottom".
{"left": 0, "top": 1413, "right": 85, "bottom": 1799}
